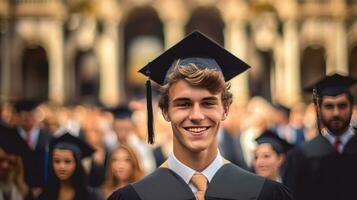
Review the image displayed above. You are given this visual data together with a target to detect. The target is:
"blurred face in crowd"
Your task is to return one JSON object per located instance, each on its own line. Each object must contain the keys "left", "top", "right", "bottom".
{"left": 53, "top": 149, "right": 76, "bottom": 181}
{"left": 163, "top": 80, "right": 227, "bottom": 156}
{"left": 320, "top": 93, "right": 352, "bottom": 136}
{"left": 254, "top": 143, "right": 284, "bottom": 180}
{"left": 18, "top": 110, "right": 38, "bottom": 132}
{"left": 113, "top": 119, "right": 134, "bottom": 143}
{"left": 111, "top": 148, "right": 133, "bottom": 182}
{"left": 0, "top": 149, "right": 16, "bottom": 181}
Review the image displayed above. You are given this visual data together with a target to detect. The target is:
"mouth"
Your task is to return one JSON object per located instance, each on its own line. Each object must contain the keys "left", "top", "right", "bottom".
{"left": 184, "top": 126, "right": 209, "bottom": 136}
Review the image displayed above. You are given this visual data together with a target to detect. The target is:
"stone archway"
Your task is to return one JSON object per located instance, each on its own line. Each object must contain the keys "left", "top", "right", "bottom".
{"left": 300, "top": 45, "right": 326, "bottom": 102}
{"left": 123, "top": 6, "right": 164, "bottom": 100}
{"left": 185, "top": 6, "right": 224, "bottom": 45}
{"left": 21, "top": 45, "right": 49, "bottom": 100}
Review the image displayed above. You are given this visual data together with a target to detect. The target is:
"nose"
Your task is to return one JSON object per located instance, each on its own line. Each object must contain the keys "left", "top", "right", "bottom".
{"left": 189, "top": 103, "right": 204, "bottom": 122}
{"left": 333, "top": 106, "right": 340, "bottom": 116}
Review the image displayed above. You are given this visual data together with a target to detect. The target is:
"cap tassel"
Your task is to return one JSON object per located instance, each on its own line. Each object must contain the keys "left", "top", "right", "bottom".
{"left": 146, "top": 79, "right": 154, "bottom": 144}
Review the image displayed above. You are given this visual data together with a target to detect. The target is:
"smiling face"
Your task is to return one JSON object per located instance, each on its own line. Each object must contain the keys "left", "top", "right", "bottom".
{"left": 52, "top": 149, "right": 76, "bottom": 181}
{"left": 320, "top": 93, "right": 353, "bottom": 136}
{"left": 254, "top": 143, "right": 283, "bottom": 180}
{"left": 163, "top": 80, "right": 227, "bottom": 157}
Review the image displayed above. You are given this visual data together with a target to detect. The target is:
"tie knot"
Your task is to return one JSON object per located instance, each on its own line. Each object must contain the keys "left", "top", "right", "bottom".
{"left": 190, "top": 173, "right": 208, "bottom": 192}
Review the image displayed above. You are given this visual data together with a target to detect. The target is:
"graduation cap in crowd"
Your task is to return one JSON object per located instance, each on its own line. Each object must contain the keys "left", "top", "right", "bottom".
{"left": 108, "top": 105, "right": 133, "bottom": 119}
{"left": 50, "top": 132, "right": 95, "bottom": 160}
{"left": 304, "top": 73, "right": 357, "bottom": 97}
{"left": 273, "top": 103, "right": 291, "bottom": 116}
{"left": 0, "top": 127, "right": 28, "bottom": 155}
{"left": 14, "top": 99, "right": 41, "bottom": 113}
{"left": 255, "top": 130, "right": 293, "bottom": 154}
{"left": 139, "top": 31, "right": 251, "bottom": 144}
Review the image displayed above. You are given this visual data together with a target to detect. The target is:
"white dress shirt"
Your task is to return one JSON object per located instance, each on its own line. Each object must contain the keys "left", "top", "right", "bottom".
{"left": 167, "top": 150, "right": 223, "bottom": 195}
{"left": 323, "top": 126, "right": 355, "bottom": 153}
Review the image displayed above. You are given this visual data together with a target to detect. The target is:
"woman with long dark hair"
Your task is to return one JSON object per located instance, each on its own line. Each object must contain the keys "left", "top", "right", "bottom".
{"left": 37, "top": 132, "right": 104, "bottom": 200}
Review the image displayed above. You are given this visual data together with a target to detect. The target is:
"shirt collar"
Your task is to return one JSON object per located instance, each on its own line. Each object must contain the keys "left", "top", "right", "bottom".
{"left": 323, "top": 126, "right": 355, "bottom": 145}
{"left": 168, "top": 150, "right": 223, "bottom": 184}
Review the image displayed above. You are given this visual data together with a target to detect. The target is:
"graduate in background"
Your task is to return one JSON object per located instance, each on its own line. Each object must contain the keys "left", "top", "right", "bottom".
{"left": 108, "top": 31, "right": 292, "bottom": 200}
{"left": 0, "top": 126, "right": 31, "bottom": 200}
{"left": 283, "top": 73, "right": 357, "bottom": 200}
{"left": 101, "top": 145, "right": 143, "bottom": 198}
{"left": 37, "top": 132, "right": 104, "bottom": 200}
{"left": 12, "top": 99, "right": 53, "bottom": 198}
{"left": 254, "top": 130, "right": 293, "bottom": 182}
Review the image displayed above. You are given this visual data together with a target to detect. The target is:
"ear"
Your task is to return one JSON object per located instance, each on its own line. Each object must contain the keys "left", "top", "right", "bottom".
{"left": 277, "top": 155, "right": 285, "bottom": 167}
{"left": 222, "top": 106, "right": 230, "bottom": 120}
{"left": 162, "top": 110, "right": 170, "bottom": 122}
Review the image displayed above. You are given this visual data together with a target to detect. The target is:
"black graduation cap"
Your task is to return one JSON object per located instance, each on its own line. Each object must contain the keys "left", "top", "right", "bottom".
{"left": 14, "top": 99, "right": 41, "bottom": 113}
{"left": 50, "top": 132, "right": 94, "bottom": 160}
{"left": 273, "top": 103, "right": 291, "bottom": 116}
{"left": 108, "top": 105, "right": 133, "bottom": 119}
{"left": 138, "top": 31, "right": 251, "bottom": 144}
{"left": 304, "top": 73, "right": 357, "bottom": 97}
{"left": 255, "top": 130, "right": 293, "bottom": 154}
{"left": 0, "top": 127, "right": 28, "bottom": 155}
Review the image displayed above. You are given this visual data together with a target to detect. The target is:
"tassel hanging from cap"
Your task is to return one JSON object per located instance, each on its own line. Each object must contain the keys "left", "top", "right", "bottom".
{"left": 146, "top": 78, "right": 155, "bottom": 144}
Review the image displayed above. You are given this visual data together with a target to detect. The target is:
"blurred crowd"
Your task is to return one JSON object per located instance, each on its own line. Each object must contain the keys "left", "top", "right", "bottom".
{"left": 1, "top": 96, "right": 357, "bottom": 199}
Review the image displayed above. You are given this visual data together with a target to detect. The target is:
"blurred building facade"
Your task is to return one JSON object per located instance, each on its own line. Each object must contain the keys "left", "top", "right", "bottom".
{"left": 0, "top": 0, "right": 356, "bottom": 106}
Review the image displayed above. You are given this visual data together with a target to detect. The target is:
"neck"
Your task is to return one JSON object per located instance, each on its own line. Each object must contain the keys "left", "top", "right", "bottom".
{"left": 173, "top": 143, "right": 217, "bottom": 172}
{"left": 59, "top": 179, "right": 72, "bottom": 188}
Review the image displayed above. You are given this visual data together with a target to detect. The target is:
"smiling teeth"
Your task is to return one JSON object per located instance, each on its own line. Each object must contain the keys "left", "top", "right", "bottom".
{"left": 187, "top": 127, "right": 207, "bottom": 132}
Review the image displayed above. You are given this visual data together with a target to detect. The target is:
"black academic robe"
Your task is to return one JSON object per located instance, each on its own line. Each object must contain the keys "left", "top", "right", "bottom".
{"left": 13, "top": 128, "right": 53, "bottom": 188}
{"left": 283, "top": 130, "right": 357, "bottom": 200}
{"left": 108, "top": 163, "right": 292, "bottom": 200}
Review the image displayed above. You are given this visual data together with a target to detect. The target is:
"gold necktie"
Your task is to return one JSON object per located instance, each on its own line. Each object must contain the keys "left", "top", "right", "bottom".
{"left": 190, "top": 172, "right": 208, "bottom": 200}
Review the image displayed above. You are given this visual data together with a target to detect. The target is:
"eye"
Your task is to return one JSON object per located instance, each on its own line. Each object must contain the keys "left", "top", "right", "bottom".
{"left": 323, "top": 104, "right": 334, "bottom": 109}
{"left": 175, "top": 102, "right": 191, "bottom": 108}
{"left": 337, "top": 103, "right": 348, "bottom": 109}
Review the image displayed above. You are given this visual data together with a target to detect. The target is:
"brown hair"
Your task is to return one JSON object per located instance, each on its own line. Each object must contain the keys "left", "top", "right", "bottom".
{"left": 101, "top": 145, "right": 143, "bottom": 197}
{"left": 158, "top": 61, "right": 233, "bottom": 112}
{"left": 0, "top": 149, "right": 28, "bottom": 197}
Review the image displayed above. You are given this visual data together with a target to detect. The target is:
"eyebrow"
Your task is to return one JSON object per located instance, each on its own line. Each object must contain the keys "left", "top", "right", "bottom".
{"left": 171, "top": 96, "right": 219, "bottom": 103}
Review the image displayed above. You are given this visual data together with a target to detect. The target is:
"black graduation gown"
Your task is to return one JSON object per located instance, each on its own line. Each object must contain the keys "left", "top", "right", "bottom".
{"left": 13, "top": 128, "right": 53, "bottom": 188}
{"left": 283, "top": 131, "right": 357, "bottom": 200}
{"left": 108, "top": 163, "right": 292, "bottom": 200}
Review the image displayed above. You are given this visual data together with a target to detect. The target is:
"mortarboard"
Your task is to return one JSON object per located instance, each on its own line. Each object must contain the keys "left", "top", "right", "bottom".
{"left": 255, "top": 130, "right": 293, "bottom": 154}
{"left": 139, "top": 31, "right": 251, "bottom": 144}
{"left": 14, "top": 99, "right": 41, "bottom": 113}
{"left": 304, "top": 73, "right": 357, "bottom": 97}
{"left": 50, "top": 132, "right": 94, "bottom": 160}
{"left": 273, "top": 103, "right": 291, "bottom": 116}
{"left": 108, "top": 105, "right": 133, "bottom": 119}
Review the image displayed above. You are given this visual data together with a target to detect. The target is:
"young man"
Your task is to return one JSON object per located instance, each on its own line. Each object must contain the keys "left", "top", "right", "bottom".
{"left": 108, "top": 31, "right": 292, "bottom": 200}
{"left": 283, "top": 73, "right": 357, "bottom": 200}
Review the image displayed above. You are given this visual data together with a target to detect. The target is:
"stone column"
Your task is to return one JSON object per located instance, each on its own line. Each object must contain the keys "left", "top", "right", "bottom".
{"left": 283, "top": 20, "right": 301, "bottom": 105}
{"left": 46, "top": 20, "right": 65, "bottom": 104}
{"left": 97, "top": 21, "right": 120, "bottom": 106}
{"left": 224, "top": 20, "right": 250, "bottom": 105}
{"left": 332, "top": 19, "right": 348, "bottom": 74}
{"left": 163, "top": 19, "right": 185, "bottom": 49}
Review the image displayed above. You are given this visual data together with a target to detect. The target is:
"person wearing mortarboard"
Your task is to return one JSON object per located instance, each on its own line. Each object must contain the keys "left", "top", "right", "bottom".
{"left": 109, "top": 105, "right": 156, "bottom": 175}
{"left": 253, "top": 130, "right": 293, "bottom": 183}
{"left": 37, "top": 132, "right": 104, "bottom": 200}
{"left": 282, "top": 73, "right": 357, "bottom": 200}
{"left": 0, "top": 126, "right": 32, "bottom": 200}
{"left": 271, "top": 103, "right": 305, "bottom": 145}
{"left": 11, "top": 99, "right": 53, "bottom": 198}
{"left": 108, "top": 31, "right": 293, "bottom": 200}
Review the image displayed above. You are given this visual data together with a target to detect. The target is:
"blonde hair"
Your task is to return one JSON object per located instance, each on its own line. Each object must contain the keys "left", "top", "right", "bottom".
{"left": 101, "top": 145, "right": 143, "bottom": 197}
